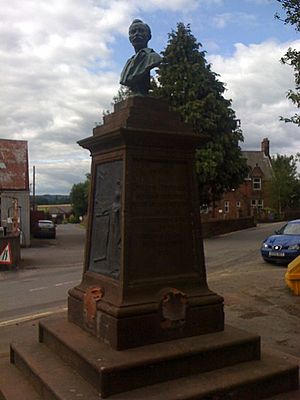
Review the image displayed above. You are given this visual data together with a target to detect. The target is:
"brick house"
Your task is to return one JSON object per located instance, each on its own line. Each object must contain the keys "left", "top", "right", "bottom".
{"left": 205, "top": 138, "right": 273, "bottom": 220}
{"left": 0, "top": 139, "right": 30, "bottom": 247}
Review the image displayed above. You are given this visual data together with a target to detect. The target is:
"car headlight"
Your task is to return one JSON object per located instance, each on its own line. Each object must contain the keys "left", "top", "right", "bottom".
{"left": 288, "top": 244, "right": 300, "bottom": 250}
{"left": 262, "top": 243, "right": 269, "bottom": 249}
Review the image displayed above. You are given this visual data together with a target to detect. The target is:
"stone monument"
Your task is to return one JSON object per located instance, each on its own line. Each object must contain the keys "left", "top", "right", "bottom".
{"left": 0, "top": 19, "right": 298, "bottom": 400}
{"left": 67, "top": 18, "right": 224, "bottom": 350}
{"left": 67, "top": 94, "right": 224, "bottom": 350}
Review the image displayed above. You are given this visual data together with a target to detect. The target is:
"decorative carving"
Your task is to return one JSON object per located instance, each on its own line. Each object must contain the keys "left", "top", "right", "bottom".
{"left": 89, "top": 161, "right": 123, "bottom": 278}
{"left": 83, "top": 287, "right": 104, "bottom": 330}
{"left": 160, "top": 288, "right": 188, "bottom": 329}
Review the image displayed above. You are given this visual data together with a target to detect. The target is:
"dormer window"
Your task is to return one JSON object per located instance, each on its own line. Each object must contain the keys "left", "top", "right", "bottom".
{"left": 253, "top": 177, "right": 261, "bottom": 190}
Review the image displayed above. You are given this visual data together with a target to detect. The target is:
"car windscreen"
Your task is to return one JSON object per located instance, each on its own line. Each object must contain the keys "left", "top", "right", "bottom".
{"left": 282, "top": 223, "right": 300, "bottom": 235}
{"left": 38, "top": 221, "right": 54, "bottom": 227}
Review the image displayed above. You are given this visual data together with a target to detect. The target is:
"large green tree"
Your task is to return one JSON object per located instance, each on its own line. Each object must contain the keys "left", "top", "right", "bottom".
{"left": 152, "top": 23, "right": 248, "bottom": 205}
{"left": 270, "top": 153, "right": 300, "bottom": 214}
{"left": 70, "top": 174, "right": 90, "bottom": 220}
{"left": 276, "top": 0, "right": 300, "bottom": 125}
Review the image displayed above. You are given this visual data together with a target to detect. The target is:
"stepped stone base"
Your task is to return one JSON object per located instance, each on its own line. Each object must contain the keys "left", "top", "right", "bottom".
{"left": 0, "top": 315, "right": 298, "bottom": 400}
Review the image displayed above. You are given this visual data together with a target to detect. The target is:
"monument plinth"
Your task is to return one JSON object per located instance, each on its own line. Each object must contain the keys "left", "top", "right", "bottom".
{"left": 0, "top": 96, "right": 298, "bottom": 400}
{"left": 68, "top": 96, "right": 224, "bottom": 350}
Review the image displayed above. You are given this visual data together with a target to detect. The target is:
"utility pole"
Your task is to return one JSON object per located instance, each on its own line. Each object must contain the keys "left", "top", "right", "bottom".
{"left": 32, "top": 165, "right": 36, "bottom": 211}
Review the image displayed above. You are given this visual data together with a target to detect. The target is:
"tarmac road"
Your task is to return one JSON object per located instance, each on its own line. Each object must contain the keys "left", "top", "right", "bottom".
{"left": 0, "top": 220, "right": 297, "bottom": 356}
{"left": 205, "top": 221, "right": 300, "bottom": 360}
{"left": 0, "top": 221, "right": 299, "bottom": 399}
{"left": 0, "top": 223, "right": 85, "bottom": 325}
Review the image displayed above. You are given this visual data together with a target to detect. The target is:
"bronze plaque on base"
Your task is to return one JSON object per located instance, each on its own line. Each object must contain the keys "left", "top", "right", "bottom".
{"left": 89, "top": 161, "right": 122, "bottom": 278}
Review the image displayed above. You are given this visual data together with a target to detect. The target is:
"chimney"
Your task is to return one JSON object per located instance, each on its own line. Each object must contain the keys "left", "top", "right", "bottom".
{"left": 261, "top": 138, "right": 270, "bottom": 157}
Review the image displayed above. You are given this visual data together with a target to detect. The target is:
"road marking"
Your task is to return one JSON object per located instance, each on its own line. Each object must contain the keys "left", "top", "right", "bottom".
{"left": 29, "top": 280, "right": 79, "bottom": 292}
{"left": 29, "top": 286, "right": 48, "bottom": 292}
{"left": 0, "top": 307, "right": 67, "bottom": 327}
{"left": 55, "top": 280, "right": 79, "bottom": 287}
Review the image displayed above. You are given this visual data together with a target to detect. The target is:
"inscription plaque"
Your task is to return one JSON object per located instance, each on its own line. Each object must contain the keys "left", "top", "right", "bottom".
{"left": 131, "top": 159, "right": 189, "bottom": 217}
{"left": 129, "top": 158, "right": 196, "bottom": 282}
{"left": 89, "top": 161, "right": 123, "bottom": 278}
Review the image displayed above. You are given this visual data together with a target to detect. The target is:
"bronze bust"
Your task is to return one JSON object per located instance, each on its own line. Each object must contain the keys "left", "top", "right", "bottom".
{"left": 120, "top": 19, "right": 162, "bottom": 96}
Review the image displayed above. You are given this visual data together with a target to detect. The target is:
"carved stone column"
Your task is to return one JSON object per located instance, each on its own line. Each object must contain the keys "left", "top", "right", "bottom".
{"left": 68, "top": 96, "right": 224, "bottom": 349}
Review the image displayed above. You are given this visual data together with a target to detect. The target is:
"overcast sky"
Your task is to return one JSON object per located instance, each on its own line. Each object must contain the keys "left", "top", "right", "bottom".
{"left": 1, "top": 0, "right": 299, "bottom": 194}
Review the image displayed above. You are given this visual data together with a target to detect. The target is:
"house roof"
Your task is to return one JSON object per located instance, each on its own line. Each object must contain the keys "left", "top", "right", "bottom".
{"left": 0, "top": 139, "right": 29, "bottom": 191}
{"left": 242, "top": 150, "right": 273, "bottom": 180}
{"left": 37, "top": 204, "right": 72, "bottom": 214}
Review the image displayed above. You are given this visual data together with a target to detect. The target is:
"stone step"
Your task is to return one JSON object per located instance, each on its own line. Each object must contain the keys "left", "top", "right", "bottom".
{"left": 5, "top": 340, "right": 299, "bottom": 400}
{"left": 10, "top": 341, "right": 100, "bottom": 400}
{"left": 108, "top": 352, "right": 299, "bottom": 400}
{"left": 39, "top": 316, "right": 261, "bottom": 397}
{"left": 0, "top": 357, "right": 41, "bottom": 400}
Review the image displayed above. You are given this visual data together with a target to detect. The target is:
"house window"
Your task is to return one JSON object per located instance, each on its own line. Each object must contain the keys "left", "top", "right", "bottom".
{"left": 253, "top": 177, "right": 261, "bottom": 190}
{"left": 257, "top": 199, "right": 264, "bottom": 209}
{"left": 236, "top": 201, "right": 241, "bottom": 208}
{"left": 224, "top": 201, "right": 229, "bottom": 213}
{"left": 251, "top": 199, "right": 264, "bottom": 209}
{"left": 200, "top": 204, "right": 208, "bottom": 214}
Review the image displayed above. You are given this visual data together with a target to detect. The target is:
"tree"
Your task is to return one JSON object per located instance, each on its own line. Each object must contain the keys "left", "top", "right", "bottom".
{"left": 113, "top": 85, "right": 131, "bottom": 104}
{"left": 276, "top": 0, "right": 300, "bottom": 125}
{"left": 152, "top": 23, "right": 248, "bottom": 206}
{"left": 70, "top": 174, "right": 90, "bottom": 220}
{"left": 270, "top": 153, "right": 300, "bottom": 214}
{"left": 96, "top": 86, "right": 130, "bottom": 126}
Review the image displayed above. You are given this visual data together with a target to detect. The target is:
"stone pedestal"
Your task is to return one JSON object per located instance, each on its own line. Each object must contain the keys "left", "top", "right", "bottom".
{"left": 0, "top": 97, "right": 298, "bottom": 400}
{"left": 68, "top": 96, "right": 224, "bottom": 350}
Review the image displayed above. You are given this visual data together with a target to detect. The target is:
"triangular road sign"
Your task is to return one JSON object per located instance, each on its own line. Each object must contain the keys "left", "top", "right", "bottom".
{"left": 0, "top": 243, "right": 12, "bottom": 265}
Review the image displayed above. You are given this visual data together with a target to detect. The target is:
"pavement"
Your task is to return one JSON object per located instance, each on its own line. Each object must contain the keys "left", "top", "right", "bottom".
{"left": 0, "top": 224, "right": 300, "bottom": 399}
{"left": 0, "top": 224, "right": 84, "bottom": 356}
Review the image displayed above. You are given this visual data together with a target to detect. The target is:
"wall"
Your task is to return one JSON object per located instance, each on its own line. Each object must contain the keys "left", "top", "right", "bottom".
{"left": 201, "top": 216, "right": 256, "bottom": 238}
{"left": 1, "top": 191, "right": 30, "bottom": 247}
{"left": 284, "top": 210, "right": 300, "bottom": 221}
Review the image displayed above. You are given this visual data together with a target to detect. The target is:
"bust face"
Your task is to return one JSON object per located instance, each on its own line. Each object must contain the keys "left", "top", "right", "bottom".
{"left": 129, "top": 22, "right": 149, "bottom": 50}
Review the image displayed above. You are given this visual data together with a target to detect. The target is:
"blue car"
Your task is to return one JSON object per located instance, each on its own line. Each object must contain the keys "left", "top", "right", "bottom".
{"left": 261, "top": 219, "right": 300, "bottom": 264}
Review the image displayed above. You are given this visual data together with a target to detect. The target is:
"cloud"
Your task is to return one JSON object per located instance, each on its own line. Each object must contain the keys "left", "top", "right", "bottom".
{"left": 208, "top": 39, "right": 300, "bottom": 157}
{"left": 245, "top": 0, "right": 271, "bottom": 4}
{"left": 0, "top": 0, "right": 133, "bottom": 193}
{"left": 2, "top": 0, "right": 299, "bottom": 196}
{"left": 203, "top": 39, "right": 221, "bottom": 53}
{"left": 33, "top": 158, "right": 91, "bottom": 195}
{"left": 212, "top": 12, "right": 257, "bottom": 29}
{"left": 131, "top": 0, "right": 221, "bottom": 11}
{"left": 2, "top": 0, "right": 205, "bottom": 195}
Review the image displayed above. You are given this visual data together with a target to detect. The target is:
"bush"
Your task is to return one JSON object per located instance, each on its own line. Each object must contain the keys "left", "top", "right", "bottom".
{"left": 68, "top": 215, "right": 80, "bottom": 224}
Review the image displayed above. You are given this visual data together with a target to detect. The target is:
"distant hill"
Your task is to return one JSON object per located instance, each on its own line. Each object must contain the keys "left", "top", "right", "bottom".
{"left": 31, "top": 194, "right": 71, "bottom": 205}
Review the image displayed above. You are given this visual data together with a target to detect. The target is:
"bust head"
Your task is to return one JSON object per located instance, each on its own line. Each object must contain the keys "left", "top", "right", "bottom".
{"left": 120, "top": 19, "right": 161, "bottom": 95}
{"left": 129, "top": 19, "right": 151, "bottom": 52}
